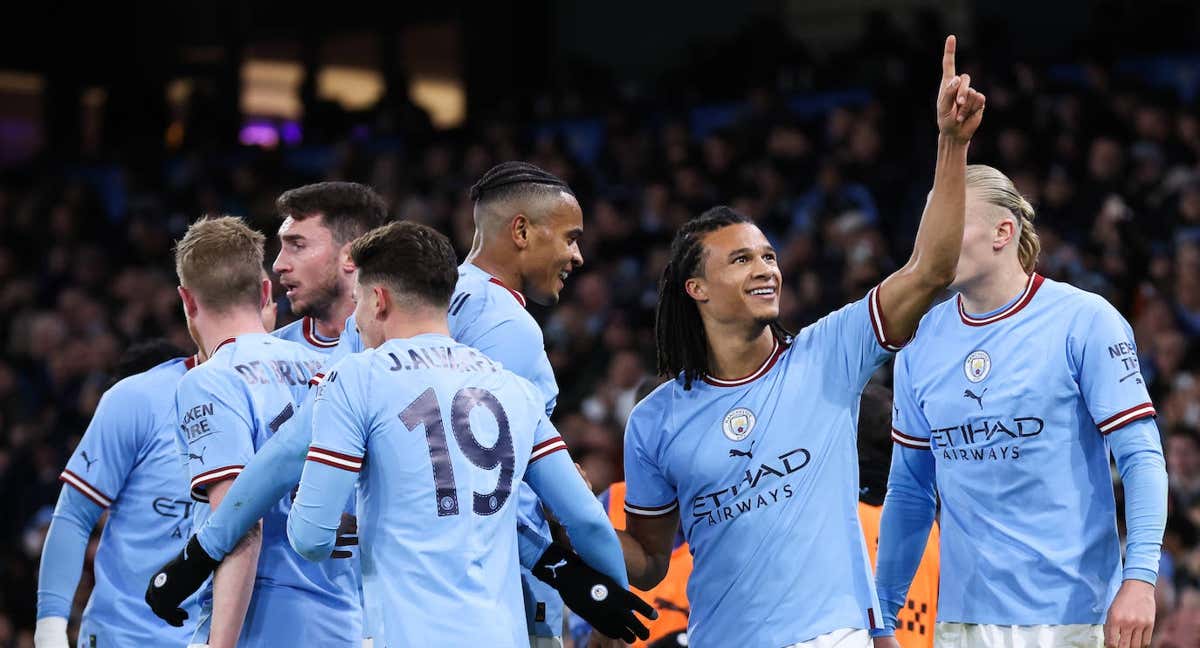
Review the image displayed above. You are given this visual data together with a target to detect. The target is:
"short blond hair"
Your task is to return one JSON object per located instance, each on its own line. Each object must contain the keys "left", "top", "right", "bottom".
{"left": 966, "top": 164, "right": 1041, "bottom": 273}
{"left": 174, "top": 216, "right": 266, "bottom": 312}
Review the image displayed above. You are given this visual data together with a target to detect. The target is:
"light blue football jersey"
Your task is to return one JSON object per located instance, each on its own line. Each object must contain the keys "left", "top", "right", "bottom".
{"left": 176, "top": 333, "right": 361, "bottom": 646}
{"left": 272, "top": 314, "right": 341, "bottom": 354}
{"left": 624, "top": 287, "right": 897, "bottom": 647}
{"left": 889, "top": 273, "right": 1159, "bottom": 625}
{"left": 339, "top": 262, "right": 565, "bottom": 636}
{"left": 300, "top": 334, "right": 566, "bottom": 647}
{"left": 56, "top": 357, "right": 203, "bottom": 646}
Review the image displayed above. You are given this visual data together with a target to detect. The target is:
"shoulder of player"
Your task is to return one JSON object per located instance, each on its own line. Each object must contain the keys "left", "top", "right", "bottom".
{"left": 1038, "top": 278, "right": 1124, "bottom": 324}
{"left": 626, "top": 379, "right": 676, "bottom": 431}
{"left": 270, "top": 316, "right": 304, "bottom": 339}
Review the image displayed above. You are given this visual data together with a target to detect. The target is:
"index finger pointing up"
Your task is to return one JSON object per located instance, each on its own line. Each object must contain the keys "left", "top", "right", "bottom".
{"left": 942, "top": 35, "right": 957, "bottom": 82}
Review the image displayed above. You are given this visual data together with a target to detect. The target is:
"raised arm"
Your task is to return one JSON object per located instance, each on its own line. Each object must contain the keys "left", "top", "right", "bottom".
{"left": 877, "top": 35, "right": 986, "bottom": 341}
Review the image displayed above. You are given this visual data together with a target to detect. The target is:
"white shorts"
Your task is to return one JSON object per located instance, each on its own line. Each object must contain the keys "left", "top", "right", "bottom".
{"left": 935, "top": 622, "right": 1104, "bottom": 647}
{"left": 784, "top": 627, "right": 872, "bottom": 648}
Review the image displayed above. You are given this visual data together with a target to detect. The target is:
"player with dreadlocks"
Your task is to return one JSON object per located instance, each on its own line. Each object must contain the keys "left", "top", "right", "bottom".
{"left": 614, "top": 36, "right": 985, "bottom": 648}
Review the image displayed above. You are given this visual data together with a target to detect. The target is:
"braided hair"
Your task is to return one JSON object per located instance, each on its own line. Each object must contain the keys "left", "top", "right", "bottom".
{"left": 469, "top": 161, "right": 573, "bottom": 206}
{"left": 655, "top": 206, "right": 791, "bottom": 390}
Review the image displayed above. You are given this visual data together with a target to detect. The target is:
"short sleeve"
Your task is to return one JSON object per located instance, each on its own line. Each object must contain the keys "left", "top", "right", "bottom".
{"left": 622, "top": 406, "right": 677, "bottom": 517}
{"left": 890, "top": 350, "right": 932, "bottom": 450}
{"left": 811, "top": 286, "right": 903, "bottom": 391}
{"left": 176, "top": 368, "right": 255, "bottom": 501}
{"left": 306, "top": 362, "right": 367, "bottom": 472}
{"left": 1070, "top": 299, "right": 1156, "bottom": 435}
{"left": 59, "top": 381, "right": 149, "bottom": 508}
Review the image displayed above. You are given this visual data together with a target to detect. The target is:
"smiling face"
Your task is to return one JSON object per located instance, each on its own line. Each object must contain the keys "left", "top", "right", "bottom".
{"left": 688, "top": 222, "right": 781, "bottom": 327}
{"left": 273, "top": 214, "right": 346, "bottom": 321}
{"left": 520, "top": 192, "right": 584, "bottom": 305}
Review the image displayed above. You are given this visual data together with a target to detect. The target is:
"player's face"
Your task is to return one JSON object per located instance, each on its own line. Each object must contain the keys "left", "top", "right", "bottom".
{"left": 522, "top": 193, "right": 584, "bottom": 306}
{"left": 274, "top": 214, "right": 345, "bottom": 321}
{"left": 951, "top": 191, "right": 1006, "bottom": 290}
{"left": 693, "top": 223, "right": 781, "bottom": 326}
{"left": 351, "top": 276, "right": 383, "bottom": 349}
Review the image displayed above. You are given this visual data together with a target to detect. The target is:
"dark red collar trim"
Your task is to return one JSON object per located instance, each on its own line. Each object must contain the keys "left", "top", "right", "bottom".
{"left": 184, "top": 355, "right": 198, "bottom": 370}
{"left": 210, "top": 337, "right": 237, "bottom": 356}
{"left": 488, "top": 277, "right": 528, "bottom": 308}
{"left": 703, "top": 338, "right": 787, "bottom": 387}
{"left": 958, "top": 273, "right": 1044, "bottom": 327}
{"left": 302, "top": 316, "right": 340, "bottom": 348}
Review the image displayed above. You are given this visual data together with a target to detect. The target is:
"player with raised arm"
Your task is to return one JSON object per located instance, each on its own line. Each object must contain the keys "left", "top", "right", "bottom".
{"left": 873, "top": 165, "right": 1168, "bottom": 648}
{"left": 146, "top": 164, "right": 655, "bottom": 644}
{"left": 615, "top": 36, "right": 984, "bottom": 648}
{"left": 35, "top": 341, "right": 200, "bottom": 648}
{"left": 286, "top": 221, "right": 654, "bottom": 646}
{"left": 155, "top": 216, "right": 357, "bottom": 647}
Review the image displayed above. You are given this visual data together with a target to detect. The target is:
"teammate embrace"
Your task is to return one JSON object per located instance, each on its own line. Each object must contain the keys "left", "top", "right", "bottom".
{"left": 35, "top": 34, "right": 1166, "bottom": 648}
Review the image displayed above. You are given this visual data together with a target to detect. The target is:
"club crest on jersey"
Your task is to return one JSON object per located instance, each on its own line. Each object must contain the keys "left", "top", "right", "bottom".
{"left": 722, "top": 407, "right": 756, "bottom": 442}
{"left": 964, "top": 350, "right": 991, "bottom": 383}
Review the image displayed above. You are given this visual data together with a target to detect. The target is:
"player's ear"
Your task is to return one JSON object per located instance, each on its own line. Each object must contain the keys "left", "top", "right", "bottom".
{"left": 178, "top": 286, "right": 199, "bottom": 318}
{"left": 338, "top": 240, "right": 356, "bottom": 274}
{"left": 993, "top": 218, "right": 1017, "bottom": 251}
{"left": 511, "top": 214, "right": 530, "bottom": 250}
{"left": 684, "top": 277, "right": 709, "bottom": 303}
{"left": 259, "top": 276, "right": 272, "bottom": 310}
{"left": 372, "top": 284, "right": 389, "bottom": 320}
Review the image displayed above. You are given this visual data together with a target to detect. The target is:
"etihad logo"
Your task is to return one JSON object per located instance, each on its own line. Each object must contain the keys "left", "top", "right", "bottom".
{"left": 693, "top": 447, "right": 810, "bottom": 524}
{"left": 931, "top": 416, "right": 1043, "bottom": 447}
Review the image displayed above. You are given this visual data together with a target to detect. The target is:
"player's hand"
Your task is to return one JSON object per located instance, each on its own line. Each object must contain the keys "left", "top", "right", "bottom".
{"left": 33, "top": 617, "right": 70, "bottom": 648}
{"left": 1104, "top": 579, "right": 1156, "bottom": 648}
{"left": 531, "top": 543, "right": 658, "bottom": 642}
{"left": 872, "top": 637, "right": 902, "bottom": 648}
{"left": 332, "top": 512, "right": 358, "bottom": 559}
{"left": 145, "top": 534, "right": 219, "bottom": 626}
{"left": 936, "top": 35, "right": 986, "bottom": 143}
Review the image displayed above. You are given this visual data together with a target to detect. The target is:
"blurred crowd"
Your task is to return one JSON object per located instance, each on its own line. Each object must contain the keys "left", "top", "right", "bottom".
{"left": 2, "top": 19, "right": 1200, "bottom": 647}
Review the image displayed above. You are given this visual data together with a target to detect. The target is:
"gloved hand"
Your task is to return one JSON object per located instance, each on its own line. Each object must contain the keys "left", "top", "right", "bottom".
{"left": 145, "top": 534, "right": 218, "bottom": 626}
{"left": 531, "top": 543, "right": 657, "bottom": 642}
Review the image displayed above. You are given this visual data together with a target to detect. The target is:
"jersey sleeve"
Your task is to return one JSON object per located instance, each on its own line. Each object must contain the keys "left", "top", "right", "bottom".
{"left": 37, "top": 486, "right": 104, "bottom": 619}
{"left": 890, "top": 350, "right": 932, "bottom": 450}
{"left": 812, "top": 286, "right": 905, "bottom": 391}
{"left": 176, "top": 368, "right": 255, "bottom": 501}
{"left": 622, "top": 404, "right": 678, "bottom": 517}
{"left": 306, "top": 361, "right": 368, "bottom": 472}
{"left": 59, "top": 380, "right": 149, "bottom": 508}
{"left": 528, "top": 414, "right": 568, "bottom": 467}
{"left": 1070, "top": 298, "right": 1156, "bottom": 435}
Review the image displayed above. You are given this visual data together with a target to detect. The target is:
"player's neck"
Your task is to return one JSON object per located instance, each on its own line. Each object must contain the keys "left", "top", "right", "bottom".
{"left": 705, "top": 323, "right": 776, "bottom": 381}
{"left": 465, "top": 245, "right": 522, "bottom": 293}
{"left": 380, "top": 311, "right": 451, "bottom": 343}
{"left": 313, "top": 298, "right": 354, "bottom": 339}
{"left": 195, "top": 310, "right": 268, "bottom": 357}
{"left": 958, "top": 262, "right": 1030, "bottom": 315}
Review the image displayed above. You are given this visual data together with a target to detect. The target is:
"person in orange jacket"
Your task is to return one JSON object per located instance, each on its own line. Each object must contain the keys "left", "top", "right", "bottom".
{"left": 857, "top": 384, "right": 940, "bottom": 648}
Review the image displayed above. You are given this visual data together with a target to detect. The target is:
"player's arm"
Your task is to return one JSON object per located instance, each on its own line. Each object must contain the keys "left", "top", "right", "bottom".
{"left": 287, "top": 364, "right": 365, "bottom": 562}
{"left": 619, "top": 512, "right": 678, "bottom": 590}
{"left": 35, "top": 487, "right": 104, "bottom": 648}
{"left": 205, "top": 478, "right": 261, "bottom": 648}
{"left": 876, "top": 35, "right": 984, "bottom": 343}
{"left": 40, "top": 382, "right": 144, "bottom": 647}
{"left": 1072, "top": 300, "right": 1166, "bottom": 647}
{"left": 619, "top": 407, "right": 680, "bottom": 591}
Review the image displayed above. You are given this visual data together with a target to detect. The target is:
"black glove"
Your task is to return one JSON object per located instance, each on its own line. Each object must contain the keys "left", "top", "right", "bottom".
{"left": 145, "top": 535, "right": 219, "bottom": 626}
{"left": 531, "top": 543, "right": 657, "bottom": 642}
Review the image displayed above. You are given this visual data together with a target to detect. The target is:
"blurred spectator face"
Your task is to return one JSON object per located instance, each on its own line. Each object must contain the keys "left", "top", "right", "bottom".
{"left": 520, "top": 194, "right": 584, "bottom": 306}
{"left": 691, "top": 223, "right": 780, "bottom": 326}
{"left": 1168, "top": 432, "right": 1200, "bottom": 484}
{"left": 273, "top": 214, "right": 345, "bottom": 321}
{"left": 1088, "top": 138, "right": 1123, "bottom": 182}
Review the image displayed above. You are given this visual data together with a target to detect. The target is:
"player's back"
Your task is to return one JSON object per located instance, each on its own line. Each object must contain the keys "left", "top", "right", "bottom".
{"left": 320, "top": 333, "right": 546, "bottom": 647}
{"left": 178, "top": 333, "right": 361, "bottom": 644}
{"left": 64, "top": 357, "right": 204, "bottom": 645}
